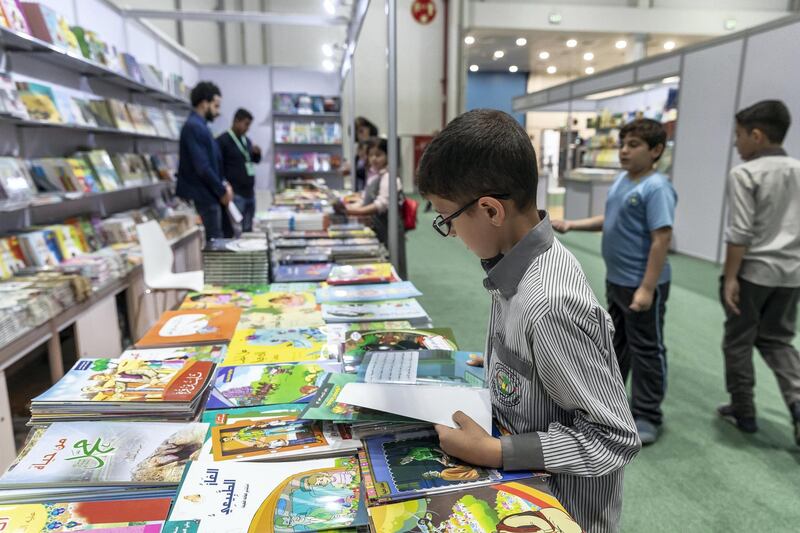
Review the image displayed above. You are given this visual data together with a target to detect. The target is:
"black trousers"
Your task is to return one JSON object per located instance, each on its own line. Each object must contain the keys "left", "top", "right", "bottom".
{"left": 720, "top": 276, "right": 800, "bottom": 417}
{"left": 607, "top": 281, "right": 670, "bottom": 426}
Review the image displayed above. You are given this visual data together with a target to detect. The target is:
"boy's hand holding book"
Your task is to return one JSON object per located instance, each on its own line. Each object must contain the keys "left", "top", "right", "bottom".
{"left": 435, "top": 410, "right": 502, "bottom": 469}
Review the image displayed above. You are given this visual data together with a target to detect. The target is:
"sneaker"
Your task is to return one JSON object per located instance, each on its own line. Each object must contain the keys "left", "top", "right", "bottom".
{"left": 635, "top": 418, "right": 660, "bottom": 446}
{"left": 717, "top": 404, "right": 758, "bottom": 433}
{"left": 790, "top": 402, "right": 800, "bottom": 446}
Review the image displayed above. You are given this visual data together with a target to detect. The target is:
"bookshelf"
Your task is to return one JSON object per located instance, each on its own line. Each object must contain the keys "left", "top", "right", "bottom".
{"left": 271, "top": 104, "right": 345, "bottom": 190}
{"left": 0, "top": 113, "right": 179, "bottom": 142}
{"left": 0, "top": 26, "right": 190, "bottom": 107}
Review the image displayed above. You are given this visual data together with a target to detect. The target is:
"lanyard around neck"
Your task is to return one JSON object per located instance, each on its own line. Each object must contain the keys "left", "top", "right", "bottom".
{"left": 227, "top": 130, "right": 251, "bottom": 162}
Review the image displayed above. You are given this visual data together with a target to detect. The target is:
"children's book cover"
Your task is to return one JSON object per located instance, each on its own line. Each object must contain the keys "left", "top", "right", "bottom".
{"left": 135, "top": 308, "right": 242, "bottom": 348}
{"left": 205, "top": 362, "right": 341, "bottom": 410}
{"left": 326, "top": 263, "right": 397, "bottom": 285}
{"left": 223, "top": 327, "right": 330, "bottom": 366}
{"left": 357, "top": 350, "right": 485, "bottom": 388}
{"left": 0, "top": 422, "right": 208, "bottom": 487}
{"left": 342, "top": 329, "right": 458, "bottom": 371}
{"left": 273, "top": 263, "right": 334, "bottom": 283}
{"left": 321, "top": 299, "right": 428, "bottom": 324}
{"left": 163, "top": 456, "right": 368, "bottom": 532}
{"left": 237, "top": 307, "right": 325, "bottom": 330}
{"left": 316, "top": 281, "right": 422, "bottom": 303}
{"left": 199, "top": 404, "right": 359, "bottom": 462}
{"left": 179, "top": 285, "right": 271, "bottom": 310}
{"left": 250, "top": 290, "right": 319, "bottom": 313}
{"left": 33, "top": 357, "right": 214, "bottom": 404}
{"left": 0, "top": 497, "right": 172, "bottom": 533}
{"left": 362, "top": 429, "right": 529, "bottom": 504}
{"left": 299, "top": 373, "right": 410, "bottom": 423}
{"left": 119, "top": 344, "right": 227, "bottom": 364}
{"left": 367, "top": 477, "right": 582, "bottom": 533}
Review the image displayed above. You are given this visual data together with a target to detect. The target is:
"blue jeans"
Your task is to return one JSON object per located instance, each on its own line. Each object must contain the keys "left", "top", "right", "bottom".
{"left": 234, "top": 195, "right": 256, "bottom": 233}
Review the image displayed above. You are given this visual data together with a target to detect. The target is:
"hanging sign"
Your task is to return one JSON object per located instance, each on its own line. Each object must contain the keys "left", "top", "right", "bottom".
{"left": 411, "top": 0, "right": 436, "bottom": 25}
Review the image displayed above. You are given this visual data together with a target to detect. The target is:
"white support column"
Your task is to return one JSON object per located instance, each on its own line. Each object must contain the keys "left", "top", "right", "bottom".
{"left": 445, "top": 0, "right": 463, "bottom": 122}
{"left": 386, "top": 0, "right": 400, "bottom": 275}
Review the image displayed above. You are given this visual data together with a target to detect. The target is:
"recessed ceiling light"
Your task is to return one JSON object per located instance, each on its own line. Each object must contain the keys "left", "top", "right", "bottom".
{"left": 546, "top": 65, "right": 557, "bottom": 74}
{"left": 615, "top": 40, "right": 627, "bottom": 49}
{"left": 585, "top": 66, "right": 595, "bottom": 75}
{"left": 321, "top": 44, "right": 333, "bottom": 57}
{"left": 583, "top": 52, "right": 594, "bottom": 61}
{"left": 566, "top": 39, "right": 578, "bottom": 48}
{"left": 493, "top": 50, "right": 505, "bottom": 59}
{"left": 724, "top": 18, "right": 737, "bottom": 31}
{"left": 548, "top": 12, "right": 562, "bottom": 24}
{"left": 515, "top": 38, "right": 527, "bottom": 47}
{"left": 538, "top": 51, "right": 550, "bottom": 60}
{"left": 464, "top": 35, "right": 475, "bottom": 45}
{"left": 469, "top": 64, "right": 479, "bottom": 72}
{"left": 322, "top": 59, "right": 335, "bottom": 71}
{"left": 663, "top": 40, "right": 676, "bottom": 50}
{"left": 323, "top": 0, "right": 335, "bottom": 15}
{"left": 509, "top": 65, "right": 518, "bottom": 73}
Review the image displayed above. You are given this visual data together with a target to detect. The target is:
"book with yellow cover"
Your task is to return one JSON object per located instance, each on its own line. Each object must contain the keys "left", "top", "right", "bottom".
{"left": 223, "top": 327, "right": 329, "bottom": 366}
{"left": 136, "top": 308, "right": 242, "bottom": 348}
{"left": 16, "top": 81, "right": 62, "bottom": 123}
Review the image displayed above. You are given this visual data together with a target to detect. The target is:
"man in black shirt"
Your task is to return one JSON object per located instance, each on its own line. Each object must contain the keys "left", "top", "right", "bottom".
{"left": 216, "top": 108, "right": 262, "bottom": 232}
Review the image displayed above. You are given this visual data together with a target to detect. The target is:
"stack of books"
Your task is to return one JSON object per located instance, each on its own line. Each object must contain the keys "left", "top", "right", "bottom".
{"left": 202, "top": 238, "right": 269, "bottom": 285}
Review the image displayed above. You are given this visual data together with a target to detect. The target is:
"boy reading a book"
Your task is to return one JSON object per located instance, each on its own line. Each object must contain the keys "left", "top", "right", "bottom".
{"left": 418, "top": 109, "right": 640, "bottom": 533}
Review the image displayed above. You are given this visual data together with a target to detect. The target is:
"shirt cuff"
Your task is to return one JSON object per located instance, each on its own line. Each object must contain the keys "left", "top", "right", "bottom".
{"left": 724, "top": 227, "right": 753, "bottom": 247}
{"left": 500, "top": 432, "right": 546, "bottom": 471}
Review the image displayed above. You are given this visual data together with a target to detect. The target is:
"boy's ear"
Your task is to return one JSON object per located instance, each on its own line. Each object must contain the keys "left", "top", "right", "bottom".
{"left": 480, "top": 197, "right": 506, "bottom": 227}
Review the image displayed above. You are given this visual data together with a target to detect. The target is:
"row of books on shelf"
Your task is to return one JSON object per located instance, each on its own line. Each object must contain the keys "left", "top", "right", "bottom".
{"left": 274, "top": 120, "right": 342, "bottom": 145}
{"left": 0, "top": 0, "right": 189, "bottom": 99}
{"left": 275, "top": 152, "right": 342, "bottom": 173}
{"left": 0, "top": 150, "right": 178, "bottom": 206}
{"left": 0, "top": 256, "right": 582, "bottom": 531}
{"left": 0, "top": 75, "right": 185, "bottom": 137}
{"left": 273, "top": 92, "right": 341, "bottom": 115}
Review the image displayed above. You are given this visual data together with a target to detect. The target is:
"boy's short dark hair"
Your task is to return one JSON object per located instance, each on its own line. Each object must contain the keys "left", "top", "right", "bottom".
{"left": 355, "top": 116, "right": 378, "bottom": 136}
{"left": 619, "top": 119, "right": 667, "bottom": 161}
{"left": 735, "top": 99, "right": 791, "bottom": 144}
{"left": 368, "top": 136, "right": 387, "bottom": 154}
{"left": 234, "top": 108, "right": 253, "bottom": 122}
{"left": 417, "top": 109, "right": 538, "bottom": 210}
{"left": 190, "top": 81, "right": 221, "bottom": 107}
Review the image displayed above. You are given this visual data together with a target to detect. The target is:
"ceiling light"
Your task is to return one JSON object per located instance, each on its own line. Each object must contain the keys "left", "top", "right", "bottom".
{"left": 583, "top": 52, "right": 594, "bottom": 61}
{"left": 585, "top": 66, "right": 595, "bottom": 75}
{"left": 548, "top": 12, "right": 562, "bottom": 25}
{"left": 546, "top": 65, "right": 557, "bottom": 74}
{"left": 464, "top": 35, "right": 475, "bottom": 45}
{"left": 509, "top": 65, "right": 518, "bottom": 73}
{"left": 493, "top": 50, "right": 505, "bottom": 59}
{"left": 323, "top": 0, "right": 335, "bottom": 15}
{"left": 469, "top": 64, "right": 479, "bottom": 72}
{"left": 538, "top": 51, "right": 550, "bottom": 60}
{"left": 615, "top": 40, "right": 627, "bottom": 49}
{"left": 322, "top": 59, "right": 335, "bottom": 71}
{"left": 516, "top": 38, "right": 527, "bottom": 47}
{"left": 724, "top": 18, "right": 737, "bottom": 31}
{"left": 662, "top": 76, "right": 680, "bottom": 84}
{"left": 321, "top": 43, "right": 333, "bottom": 57}
{"left": 566, "top": 39, "right": 577, "bottom": 48}
{"left": 663, "top": 40, "right": 676, "bottom": 51}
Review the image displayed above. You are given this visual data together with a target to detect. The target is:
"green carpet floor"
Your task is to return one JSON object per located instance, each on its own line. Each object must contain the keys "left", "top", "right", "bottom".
{"left": 405, "top": 205, "right": 800, "bottom": 532}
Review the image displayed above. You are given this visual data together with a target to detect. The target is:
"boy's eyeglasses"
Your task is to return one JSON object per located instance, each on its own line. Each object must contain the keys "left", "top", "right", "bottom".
{"left": 432, "top": 194, "right": 511, "bottom": 237}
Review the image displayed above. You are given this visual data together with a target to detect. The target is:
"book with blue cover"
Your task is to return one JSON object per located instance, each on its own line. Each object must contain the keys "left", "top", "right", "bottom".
{"left": 316, "top": 281, "right": 422, "bottom": 303}
{"left": 356, "top": 350, "right": 485, "bottom": 387}
{"left": 273, "top": 262, "right": 333, "bottom": 282}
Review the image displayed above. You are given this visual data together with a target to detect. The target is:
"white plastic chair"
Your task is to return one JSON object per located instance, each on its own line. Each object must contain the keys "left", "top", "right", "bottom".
{"left": 136, "top": 220, "right": 204, "bottom": 292}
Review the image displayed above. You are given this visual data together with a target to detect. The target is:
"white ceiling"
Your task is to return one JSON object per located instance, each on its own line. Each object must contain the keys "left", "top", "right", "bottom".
{"left": 464, "top": 29, "right": 710, "bottom": 76}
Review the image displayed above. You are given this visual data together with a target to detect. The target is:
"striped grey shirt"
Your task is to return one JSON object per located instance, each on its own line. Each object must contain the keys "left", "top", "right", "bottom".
{"left": 484, "top": 212, "right": 640, "bottom": 533}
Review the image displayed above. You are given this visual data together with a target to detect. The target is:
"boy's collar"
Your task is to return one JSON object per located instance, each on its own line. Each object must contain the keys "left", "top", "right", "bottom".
{"left": 482, "top": 211, "right": 553, "bottom": 299}
{"left": 751, "top": 146, "right": 787, "bottom": 160}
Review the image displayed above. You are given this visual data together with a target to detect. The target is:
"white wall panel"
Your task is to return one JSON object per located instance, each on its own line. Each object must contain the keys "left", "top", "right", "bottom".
{"left": 671, "top": 40, "right": 744, "bottom": 262}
